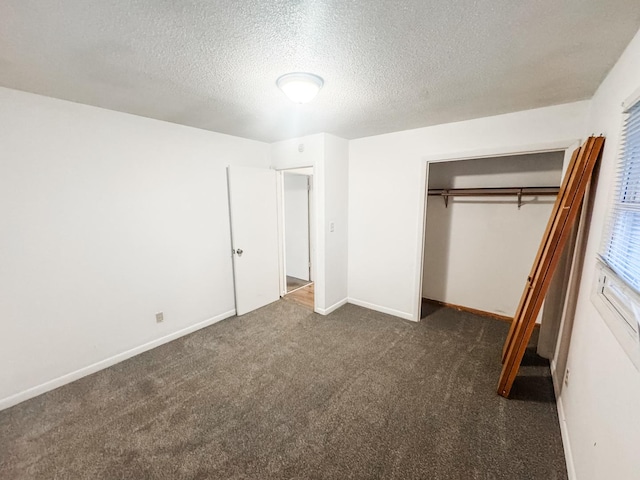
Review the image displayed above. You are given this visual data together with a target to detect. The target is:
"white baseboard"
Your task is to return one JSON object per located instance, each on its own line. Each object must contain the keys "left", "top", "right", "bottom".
{"left": 556, "top": 396, "right": 577, "bottom": 480}
{"left": 552, "top": 366, "right": 576, "bottom": 480}
{"left": 0, "top": 309, "right": 236, "bottom": 411}
{"left": 550, "top": 359, "right": 561, "bottom": 394}
{"left": 347, "top": 298, "right": 414, "bottom": 321}
{"left": 316, "top": 298, "right": 348, "bottom": 315}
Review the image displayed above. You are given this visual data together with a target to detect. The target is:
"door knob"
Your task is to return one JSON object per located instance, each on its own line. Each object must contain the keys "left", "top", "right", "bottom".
{"left": 236, "top": 248, "right": 243, "bottom": 256}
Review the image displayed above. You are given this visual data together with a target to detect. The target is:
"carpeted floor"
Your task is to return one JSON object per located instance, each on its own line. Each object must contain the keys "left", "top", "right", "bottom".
{"left": 0, "top": 301, "right": 567, "bottom": 479}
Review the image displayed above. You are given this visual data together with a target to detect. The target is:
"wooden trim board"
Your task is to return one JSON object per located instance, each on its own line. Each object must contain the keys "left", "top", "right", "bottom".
{"left": 422, "top": 298, "right": 519, "bottom": 324}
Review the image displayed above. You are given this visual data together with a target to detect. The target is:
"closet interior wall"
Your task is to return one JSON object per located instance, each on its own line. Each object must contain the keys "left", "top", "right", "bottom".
{"left": 422, "top": 152, "right": 565, "bottom": 318}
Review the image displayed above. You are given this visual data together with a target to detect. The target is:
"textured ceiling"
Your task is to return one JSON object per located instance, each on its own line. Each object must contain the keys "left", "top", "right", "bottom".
{"left": 1, "top": 1, "right": 639, "bottom": 142}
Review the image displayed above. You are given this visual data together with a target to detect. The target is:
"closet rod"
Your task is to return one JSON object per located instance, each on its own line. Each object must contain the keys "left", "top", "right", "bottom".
{"left": 427, "top": 186, "right": 560, "bottom": 209}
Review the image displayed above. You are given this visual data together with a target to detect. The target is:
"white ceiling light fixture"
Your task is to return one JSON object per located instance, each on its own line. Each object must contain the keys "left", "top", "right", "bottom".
{"left": 276, "top": 72, "right": 324, "bottom": 104}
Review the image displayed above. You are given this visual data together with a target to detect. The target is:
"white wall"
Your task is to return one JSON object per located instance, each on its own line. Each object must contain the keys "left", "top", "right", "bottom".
{"left": 271, "top": 135, "right": 324, "bottom": 170}
{"left": 322, "top": 134, "right": 349, "bottom": 311}
{"left": 422, "top": 153, "right": 563, "bottom": 316}
{"left": 557, "top": 28, "right": 640, "bottom": 480}
{"left": 284, "top": 173, "right": 310, "bottom": 281}
{"left": 271, "top": 133, "right": 349, "bottom": 314}
{"left": 0, "top": 87, "right": 270, "bottom": 409}
{"left": 348, "top": 101, "right": 589, "bottom": 321}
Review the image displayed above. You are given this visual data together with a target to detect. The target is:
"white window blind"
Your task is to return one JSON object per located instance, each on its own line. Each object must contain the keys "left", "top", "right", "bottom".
{"left": 601, "top": 100, "right": 640, "bottom": 294}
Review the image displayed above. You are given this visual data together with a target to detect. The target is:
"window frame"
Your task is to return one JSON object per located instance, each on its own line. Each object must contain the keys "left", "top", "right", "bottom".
{"left": 592, "top": 87, "right": 640, "bottom": 370}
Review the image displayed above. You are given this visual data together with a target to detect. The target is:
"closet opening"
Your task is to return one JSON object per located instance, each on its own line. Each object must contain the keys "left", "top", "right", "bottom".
{"left": 416, "top": 140, "right": 593, "bottom": 391}
{"left": 420, "top": 151, "right": 566, "bottom": 326}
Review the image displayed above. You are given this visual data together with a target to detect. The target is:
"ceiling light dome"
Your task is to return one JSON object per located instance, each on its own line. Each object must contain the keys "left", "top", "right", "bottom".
{"left": 276, "top": 72, "right": 324, "bottom": 104}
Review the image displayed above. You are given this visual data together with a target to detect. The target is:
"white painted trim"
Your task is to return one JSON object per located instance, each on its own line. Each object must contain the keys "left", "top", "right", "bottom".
{"left": 348, "top": 297, "right": 415, "bottom": 321}
{"left": 413, "top": 159, "right": 429, "bottom": 322}
{"left": 622, "top": 85, "right": 640, "bottom": 112}
{"left": 551, "top": 363, "right": 576, "bottom": 480}
{"left": 274, "top": 164, "right": 314, "bottom": 170}
{"left": 550, "top": 358, "right": 560, "bottom": 393}
{"left": 282, "top": 167, "right": 314, "bottom": 175}
{"left": 421, "top": 139, "right": 581, "bottom": 164}
{"left": 276, "top": 165, "right": 316, "bottom": 298}
{"left": 556, "top": 394, "right": 577, "bottom": 480}
{"left": 0, "top": 310, "right": 236, "bottom": 411}
{"left": 316, "top": 298, "right": 348, "bottom": 315}
{"left": 276, "top": 171, "right": 287, "bottom": 296}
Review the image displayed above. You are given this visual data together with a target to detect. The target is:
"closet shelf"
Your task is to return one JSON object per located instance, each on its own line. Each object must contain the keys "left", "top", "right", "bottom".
{"left": 427, "top": 186, "right": 560, "bottom": 209}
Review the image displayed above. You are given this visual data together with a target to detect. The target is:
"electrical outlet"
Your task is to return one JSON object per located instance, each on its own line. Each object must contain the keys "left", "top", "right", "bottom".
{"left": 564, "top": 369, "right": 570, "bottom": 386}
{"left": 156, "top": 312, "right": 164, "bottom": 323}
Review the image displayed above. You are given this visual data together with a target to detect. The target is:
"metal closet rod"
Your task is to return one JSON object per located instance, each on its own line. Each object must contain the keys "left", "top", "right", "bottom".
{"left": 427, "top": 186, "right": 560, "bottom": 209}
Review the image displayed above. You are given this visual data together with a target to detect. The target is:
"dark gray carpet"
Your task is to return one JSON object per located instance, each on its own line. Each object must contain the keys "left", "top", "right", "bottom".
{"left": 0, "top": 301, "right": 567, "bottom": 480}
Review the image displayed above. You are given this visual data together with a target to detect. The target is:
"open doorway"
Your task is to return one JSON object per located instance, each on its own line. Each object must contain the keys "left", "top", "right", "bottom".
{"left": 280, "top": 168, "right": 314, "bottom": 310}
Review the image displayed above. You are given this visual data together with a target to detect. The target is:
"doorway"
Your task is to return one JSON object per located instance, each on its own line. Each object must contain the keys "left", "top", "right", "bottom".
{"left": 280, "top": 168, "right": 315, "bottom": 310}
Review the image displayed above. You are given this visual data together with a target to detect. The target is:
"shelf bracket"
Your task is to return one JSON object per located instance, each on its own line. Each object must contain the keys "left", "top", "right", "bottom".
{"left": 517, "top": 189, "right": 523, "bottom": 210}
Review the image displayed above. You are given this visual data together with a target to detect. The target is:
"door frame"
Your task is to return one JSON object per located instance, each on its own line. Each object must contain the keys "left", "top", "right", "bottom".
{"left": 415, "top": 139, "right": 581, "bottom": 324}
{"left": 276, "top": 166, "right": 316, "bottom": 309}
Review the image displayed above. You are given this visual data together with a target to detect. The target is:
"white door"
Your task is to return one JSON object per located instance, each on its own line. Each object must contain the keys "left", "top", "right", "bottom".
{"left": 227, "top": 166, "right": 280, "bottom": 315}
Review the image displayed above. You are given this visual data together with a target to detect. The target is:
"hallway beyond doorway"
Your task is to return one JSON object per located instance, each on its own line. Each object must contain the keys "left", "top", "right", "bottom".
{"left": 284, "top": 281, "right": 314, "bottom": 310}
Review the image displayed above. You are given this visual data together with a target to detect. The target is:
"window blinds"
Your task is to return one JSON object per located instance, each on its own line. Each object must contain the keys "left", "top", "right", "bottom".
{"left": 601, "top": 101, "right": 640, "bottom": 294}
